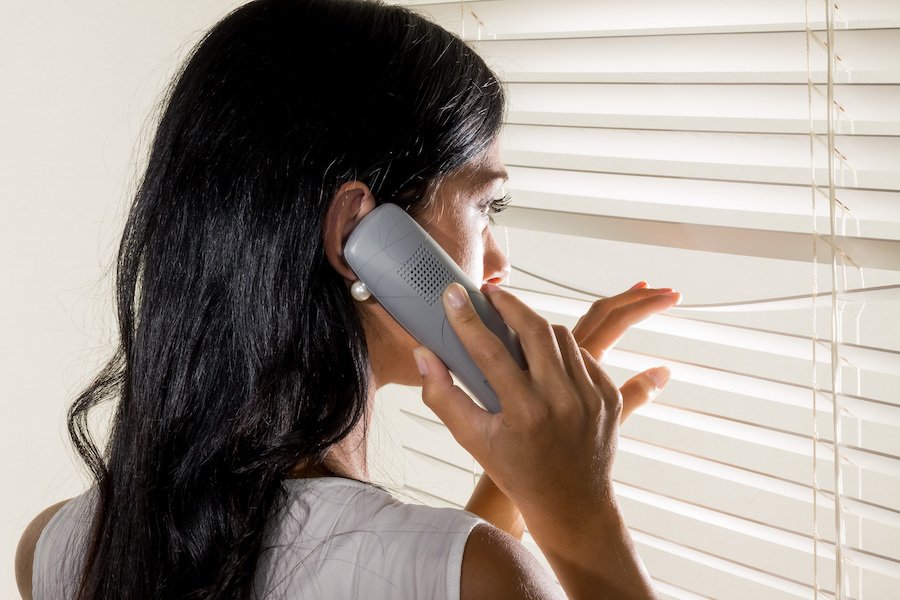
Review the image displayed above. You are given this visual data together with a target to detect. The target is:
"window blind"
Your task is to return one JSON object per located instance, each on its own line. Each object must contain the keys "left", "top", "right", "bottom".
{"left": 373, "top": 2, "right": 900, "bottom": 598}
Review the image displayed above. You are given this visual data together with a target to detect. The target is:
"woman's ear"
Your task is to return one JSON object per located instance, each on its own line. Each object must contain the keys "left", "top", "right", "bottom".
{"left": 322, "top": 181, "right": 377, "bottom": 282}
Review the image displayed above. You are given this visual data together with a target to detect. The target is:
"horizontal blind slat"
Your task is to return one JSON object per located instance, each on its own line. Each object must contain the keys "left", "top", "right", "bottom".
{"left": 631, "top": 528, "right": 826, "bottom": 599}
{"left": 504, "top": 166, "right": 900, "bottom": 239}
{"left": 494, "top": 206, "right": 900, "bottom": 269}
{"left": 618, "top": 437, "right": 900, "bottom": 530}
{"left": 616, "top": 482, "right": 832, "bottom": 556}
{"left": 409, "top": 0, "right": 899, "bottom": 37}
{"left": 623, "top": 484, "right": 900, "bottom": 581}
{"left": 471, "top": 30, "right": 900, "bottom": 84}
{"left": 651, "top": 579, "right": 711, "bottom": 600}
{"left": 635, "top": 403, "right": 900, "bottom": 478}
{"left": 501, "top": 125, "right": 900, "bottom": 189}
{"left": 506, "top": 83, "right": 900, "bottom": 135}
{"left": 607, "top": 347, "right": 900, "bottom": 428}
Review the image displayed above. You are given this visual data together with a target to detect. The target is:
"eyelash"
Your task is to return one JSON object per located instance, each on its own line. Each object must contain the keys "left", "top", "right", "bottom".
{"left": 481, "top": 193, "right": 512, "bottom": 225}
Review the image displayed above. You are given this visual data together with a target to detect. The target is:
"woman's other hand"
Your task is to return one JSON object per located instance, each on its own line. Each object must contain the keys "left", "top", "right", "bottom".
{"left": 572, "top": 281, "right": 681, "bottom": 422}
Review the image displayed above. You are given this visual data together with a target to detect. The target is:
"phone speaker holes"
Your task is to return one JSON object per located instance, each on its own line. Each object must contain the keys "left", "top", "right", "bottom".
{"left": 398, "top": 245, "right": 454, "bottom": 306}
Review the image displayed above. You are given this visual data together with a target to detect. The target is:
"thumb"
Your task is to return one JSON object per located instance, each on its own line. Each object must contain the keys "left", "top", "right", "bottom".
{"left": 412, "top": 346, "right": 489, "bottom": 453}
{"left": 619, "top": 366, "right": 670, "bottom": 423}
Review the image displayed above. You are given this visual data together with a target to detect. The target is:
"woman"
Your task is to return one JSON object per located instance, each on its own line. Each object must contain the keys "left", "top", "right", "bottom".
{"left": 15, "top": 0, "right": 679, "bottom": 598}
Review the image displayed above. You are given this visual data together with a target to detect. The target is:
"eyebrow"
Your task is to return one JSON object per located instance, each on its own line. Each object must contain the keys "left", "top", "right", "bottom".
{"left": 470, "top": 168, "right": 509, "bottom": 188}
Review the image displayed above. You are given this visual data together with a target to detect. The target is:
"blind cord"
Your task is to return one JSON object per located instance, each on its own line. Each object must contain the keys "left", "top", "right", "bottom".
{"left": 825, "top": 0, "right": 848, "bottom": 596}
{"left": 805, "top": 1, "right": 822, "bottom": 597}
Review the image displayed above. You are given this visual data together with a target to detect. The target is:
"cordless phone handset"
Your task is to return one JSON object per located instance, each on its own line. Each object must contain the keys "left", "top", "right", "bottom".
{"left": 343, "top": 202, "right": 527, "bottom": 413}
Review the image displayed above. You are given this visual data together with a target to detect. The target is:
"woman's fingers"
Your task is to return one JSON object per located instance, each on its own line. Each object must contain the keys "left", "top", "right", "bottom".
{"left": 471, "top": 283, "right": 571, "bottom": 390}
{"left": 578, "top": 347, "right": 623, "bottom": 436}
{"left": 618, "top": 366, "right": 671, "bottom": 423}
{"left": 551, "top": 324, "right": 600, "bottom": 416}
{"left": 436, "top": 283, "right": 532, "bottom": 414}
{"left": 551, "top": 324, "right": 585, "bottom": 381}
{"left": 572, "top": 287, "right": 675, "bottom": 341}
{"left": 415, "top": 345, "right": 492, "bottom": 453}
{"left": 578, "top": 291, "right": 681, "bottom": 363}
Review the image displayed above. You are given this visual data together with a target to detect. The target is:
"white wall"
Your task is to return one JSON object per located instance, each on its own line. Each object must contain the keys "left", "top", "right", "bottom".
{"left": 0, "top": 3, "right": 249, "bottom": 597}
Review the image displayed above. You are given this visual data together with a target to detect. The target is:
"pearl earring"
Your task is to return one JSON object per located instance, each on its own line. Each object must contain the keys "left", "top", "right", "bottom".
{"left": 350, "top": 279, "right": 371, "bottom": 301}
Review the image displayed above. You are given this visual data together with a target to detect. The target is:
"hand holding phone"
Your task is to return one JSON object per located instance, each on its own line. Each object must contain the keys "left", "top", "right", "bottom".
{"left": 413, "top": 282, "right": 658, "bottom": 600}
{"left": 343, "top": 202, "right": 527, "bottom": 413}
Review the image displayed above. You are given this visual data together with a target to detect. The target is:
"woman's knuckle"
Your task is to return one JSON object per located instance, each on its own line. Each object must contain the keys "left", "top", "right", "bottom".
{"left": 593, "top": 298, "right": 611, "bottom": 311}
{"left": 560, "top": 383, "right": 585, "bottom": 413}
{"left": 580, "top": 348, "right": 601, "bottom": 375}
{"left": 551, "top": 323, "right": 571, "bottom": 342}
{"left": 524, "top": 316, "right": 554, "bottom": 340}
{"left": 518, "top": 396, "right": 550, "bottom": 427}
{"left": 477, "top": 340, "right": 506, "bottom": 364}
{"left": 608, "top": 386, "right": 624, "bottom": 414}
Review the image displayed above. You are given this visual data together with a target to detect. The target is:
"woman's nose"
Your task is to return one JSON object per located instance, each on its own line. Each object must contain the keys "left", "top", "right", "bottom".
{"left": 482, "top": 230, "right": 510, "bottom": 285}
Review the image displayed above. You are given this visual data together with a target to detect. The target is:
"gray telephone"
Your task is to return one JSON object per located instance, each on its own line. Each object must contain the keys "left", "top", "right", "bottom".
{"left": 343, "top": 202, "right": 528, "bottom": 413}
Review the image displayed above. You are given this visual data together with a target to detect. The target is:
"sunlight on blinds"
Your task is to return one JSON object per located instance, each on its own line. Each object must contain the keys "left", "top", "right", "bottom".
{"left": 375, "top": 1, "right": 900, "bottom": 598}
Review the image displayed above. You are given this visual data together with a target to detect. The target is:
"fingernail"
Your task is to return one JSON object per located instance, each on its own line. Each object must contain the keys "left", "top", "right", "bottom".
{"left": 648, "top": 366, "right": 671, "bottom": 389}
{"left": 482, "top": 282, "right": 501, "bottom": 294}
{"left": 445, "top": 282, "right": 468, "bottom": 311}
{"left": 630, "top": 281, "right": 647, "bottom": 290}
{"left": 413, "top": 348, "right": 429, "bottom": 376}
{"left": 665, "top": 291, "right": 682, "bottom": 305}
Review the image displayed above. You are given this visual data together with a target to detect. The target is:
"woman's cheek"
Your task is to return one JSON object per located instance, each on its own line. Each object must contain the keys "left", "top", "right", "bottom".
{"left": 461, "top": 232, "right": 486, "bottom": 283}
{"left": 442, "top": 208, "right": 486, "bottom": 282}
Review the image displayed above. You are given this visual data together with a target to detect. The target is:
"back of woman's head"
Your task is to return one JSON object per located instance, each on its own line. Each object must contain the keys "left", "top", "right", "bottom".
{"left": 66, "top": 1, "right": 505, "bottom": 598}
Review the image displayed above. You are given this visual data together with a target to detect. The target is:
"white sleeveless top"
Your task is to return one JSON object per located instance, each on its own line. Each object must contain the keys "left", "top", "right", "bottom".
{"left": 33, "top": 477, "right": 487, "bottom": 599}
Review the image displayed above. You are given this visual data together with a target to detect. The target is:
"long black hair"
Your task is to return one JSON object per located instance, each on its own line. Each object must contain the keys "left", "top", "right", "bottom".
{"left": 65, "top": 1, "right": 505, "bottom": 597}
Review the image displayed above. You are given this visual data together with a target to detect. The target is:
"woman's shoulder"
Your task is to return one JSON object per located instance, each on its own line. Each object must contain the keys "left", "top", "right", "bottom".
{"left": 24, "top": 487, "right": 97, "bottom": 600}
{"left": 290, "top": 480, "right": 564, "bottom": 600}
{"left": 15, "top": 488, "right": 95, "bottom": 600}
{"left": 262, "top": 477, "right": 489, "bottom": 599}
{"left": 15, "top": 498, "right": 71, "bottom": 600}
{"left": 460, "top": 523, "right": 566, "bottom": 600}
{"left": 276, "top": 477, "right": 487, "bottom": 541}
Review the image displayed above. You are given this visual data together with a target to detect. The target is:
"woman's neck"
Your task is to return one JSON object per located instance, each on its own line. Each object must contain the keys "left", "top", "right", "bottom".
{"left": 285, "top": 437, "right": 369, "bottom": 480}
{"left": 285, "top": 386, "right": 375, "bottom": 481}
